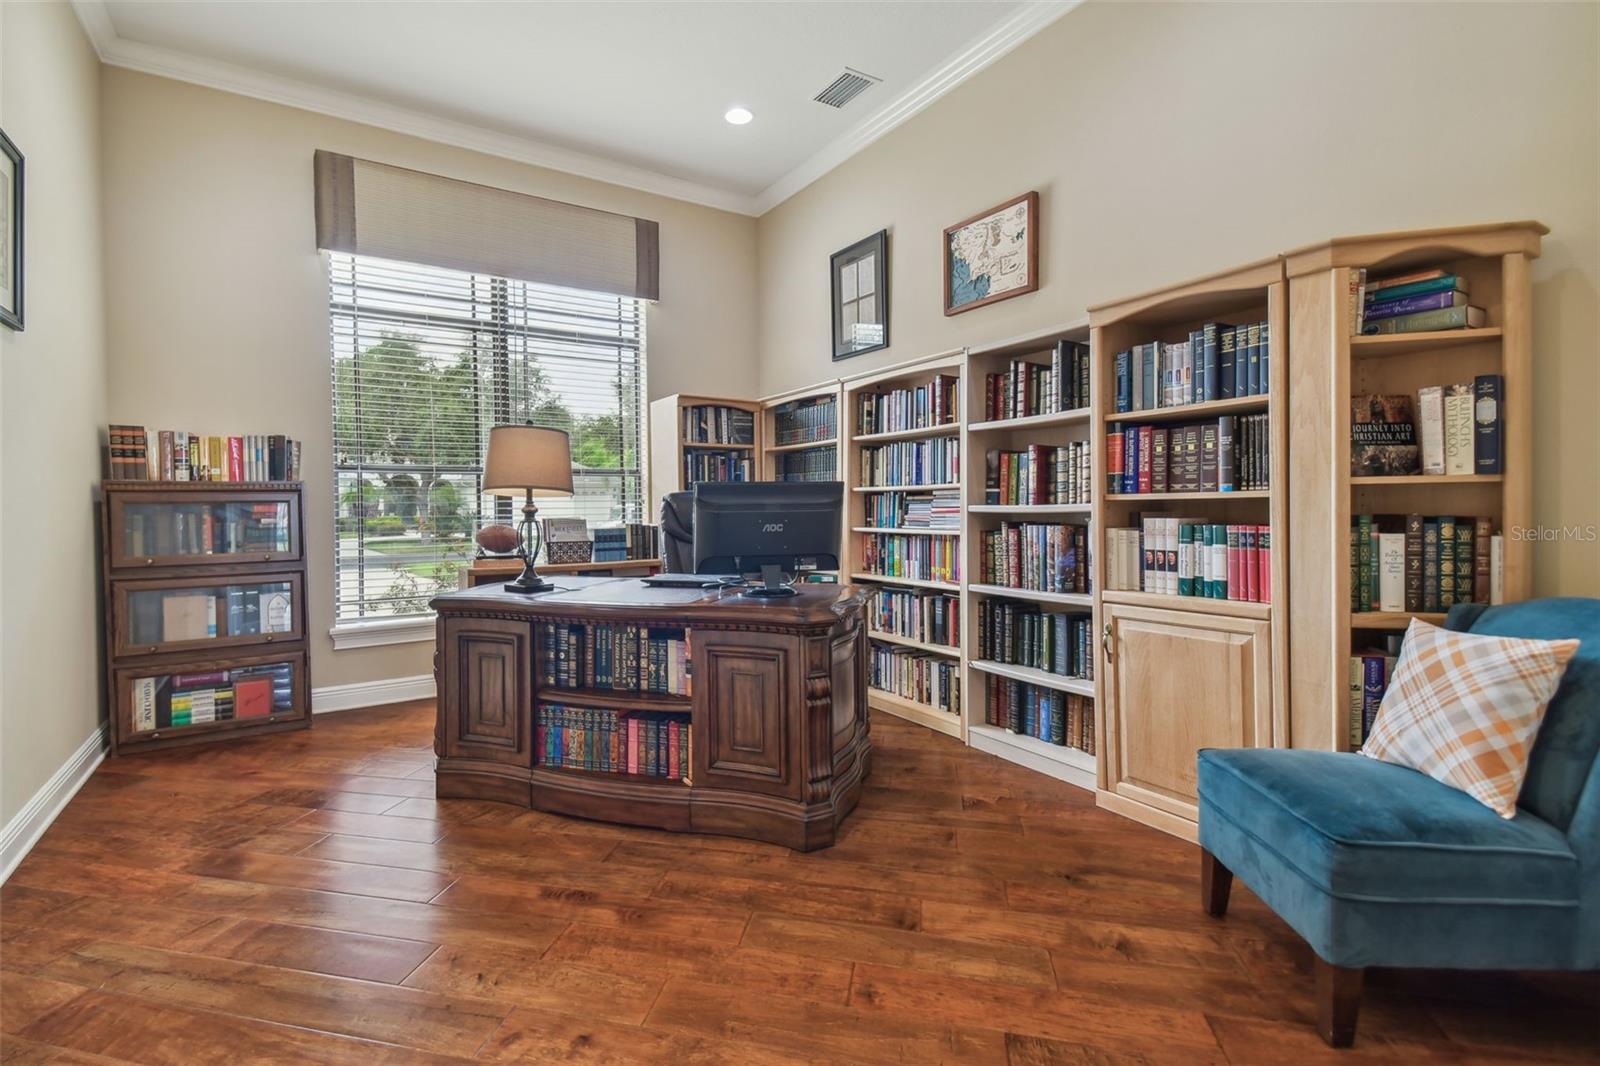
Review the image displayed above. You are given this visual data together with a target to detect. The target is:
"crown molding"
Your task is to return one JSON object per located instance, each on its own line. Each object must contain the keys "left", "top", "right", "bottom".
{"left": 751, "top": 0, "right": 1080, "bottom": 213}
{"left": 70, "top": 0, "right": 1077, "bottom": 219}
{"left": 68, "top": 0, "right": 760, "bottom": 215}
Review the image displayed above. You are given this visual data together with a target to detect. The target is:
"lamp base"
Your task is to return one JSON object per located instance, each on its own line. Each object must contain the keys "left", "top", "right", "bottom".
{"left": 502, "top": 497, "right": 554, "bottom": 593}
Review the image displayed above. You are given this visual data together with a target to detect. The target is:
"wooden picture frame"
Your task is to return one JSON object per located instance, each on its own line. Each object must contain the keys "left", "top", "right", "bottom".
{"left": 831, "top": 230, "right": 889, "bottom": 361}
{"left": 0, "top": 128, "right": 21, "bottom": 332}
{"left": 943, "top": 191, "right": 1038, "bottom": 316}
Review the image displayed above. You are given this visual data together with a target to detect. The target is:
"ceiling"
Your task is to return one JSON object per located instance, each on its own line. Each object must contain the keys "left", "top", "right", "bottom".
{"left": 74, "top": 1, "right": 1073, "bottom": 215}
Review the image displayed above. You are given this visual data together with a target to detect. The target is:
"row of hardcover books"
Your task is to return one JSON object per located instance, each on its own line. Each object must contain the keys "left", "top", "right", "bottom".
{"left": 122, "top": 502, "right": 291, "bottom": 558}
{"left": 869, "top": 644, "right": 961, "bottom": 715}
{"left": 1114, "top": 321, "right": 1269, "bottom": 413}
{"left": 540, "top": 623, "right": 691, "bottom": 695}
{"left": 682, "top": 405, "right": 755, "bottom": 445}
{"left": 1352, "top": 269, "right": 1487, "bottom": 335}
{"left": 980, "top": 341, "right": 1091, "bottom": 422}
{"left": 859, "top": 438, "right": 960, "bottom": 488}
{"left": 1108, "top": 414, "right": 1269, "bottom": 495}
{"left": 1353, "top": 514, "right": 1502, "bottom": 613}
{"left": 1350, "top": 379, "right": 1502, "bottom": 478}
{"left": 976, "top": 600, "right": 1093, "bottom": 681}
{"left": 773, "top": 449, "right": 838, "bottom": 482}
{"left": 108, "top": 424, "right": 303, "bottom": 482}
{"left": 856, "top": 374, "right": 959, "bottom": 435}
{"left": 864, "top": 489, "right": 960, "bottom": 530}
{"left": 773, "top": 396, "right": 838, "bottom": 446}
{"left": 869, "top": 588, "right": 959, "bottom": 649}
{"left": 984, "top": 442, "right": 1091, "bottom": 506}
{"left": 860, "top": 533, "right": 960, "bottom": 585}
{"left": 591, "top": 524, "right": 660, "bottom": 563}
{"left": 131, "top": 664, "right": 292, "bottom": 732}
{"left": 684, "top": 451, "right": 753, "bottom": 484}
{"left": 977, "top": 522, "right": 1090, "bottom": 596}
{"left": 536, "top": 705, "right": 690, "bottom": 781}
{"left": 1104, "top": 520, "right": 1272, "bottom": 604}
{"left": 983, "top": 679, "right": 1095, "bottom": 754}
{"left": 1349, "top": 633, "right": 1405, "bottom": 746}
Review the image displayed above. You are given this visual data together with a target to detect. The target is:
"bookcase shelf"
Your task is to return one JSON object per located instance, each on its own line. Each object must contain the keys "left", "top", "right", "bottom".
{"left": 967, "top": 723, "right": 1096, "bottom": 789}
{"left": 969, "top": 659, "right": 1094, "bottom": 697}
{"left": 1105, "top": 490, "right": 1271, "bottom": 501}
{"left": 867, "top": 629, "right": 961, "bottom": 658}
{"left": 535, "top": 687, "right": 692, "bottom": 712}
{"left": 866, "top": 687, "right": 963, "bottom": 737}
{"left": 531, "top": 765, "right": 690, "bottom": 790}
{"left": 970, "top": 408, "right": 1091, "bottom": 432}
{"left": 967, "top": 584, "right": 1092, "bottom": 608}
{"left": 850, "top": 572, "right": 960, "bottom": 593}
{"left": 851, "top": 527, "right": 960, "bottom": 537}
{"left": 968, "top": 503, "right": 1091, "bottom": 516}
{"left": 765, "top": 438, "right": 839, "bottom": 454}
{"left": 1100, "top": 394, "right": 1268, "bottom": 425}
{"left": 1284, "top": 221, "right": 1543, "bottom": 755}
{"left": 1100, "top": 588, "right": 1272, "bottom": 621}
{"left": 852, "top": 482, "right": 960, "bottom": 494}
{"left": 852, "top": 423, "right": 961, "bottom": 444}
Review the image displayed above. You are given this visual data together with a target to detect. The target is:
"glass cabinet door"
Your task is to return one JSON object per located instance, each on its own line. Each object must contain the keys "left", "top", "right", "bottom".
{"left": 117, "top": 651, "right": 308, "bottom": 744}
{"left": 110, "top": 491, "right": 300, "bottom": 570}
{"left": 115, "top": 573, "right": 304, "bottom": 657}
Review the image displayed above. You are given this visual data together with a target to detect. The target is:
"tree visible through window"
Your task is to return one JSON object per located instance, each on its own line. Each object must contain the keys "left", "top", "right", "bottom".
{"left": 329, "top": 252, "right": 645, "bottom": 621}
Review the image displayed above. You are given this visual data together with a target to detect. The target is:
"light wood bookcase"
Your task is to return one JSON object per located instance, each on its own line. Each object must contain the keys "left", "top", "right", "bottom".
{"left": 960, "top": 321, "right": 1097, "bottom": 790}
{"left": 758, "top": 381, "right": 844, "bottom": 487}
{"left": 648, "top": 394, "right": 763, "bottom": 502}
{"left": 1088, "top": 256, "right": 1290, "bottom": 841}
{"left": 841, "top": 351, "right": 966, "bottom": 738}
{"left": 1282, "top": 221, "right": 1546, "bottom": 754}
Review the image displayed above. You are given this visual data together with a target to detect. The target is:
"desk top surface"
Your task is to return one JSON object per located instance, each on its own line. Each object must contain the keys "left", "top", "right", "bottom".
{"left": 433, "top": 577, "right": 868, "bottom": 628}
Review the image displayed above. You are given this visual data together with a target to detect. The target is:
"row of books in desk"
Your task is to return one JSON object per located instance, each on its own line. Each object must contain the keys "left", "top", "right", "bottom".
{"left": 537, "top": 705, "right": 690, "bottom": 781}
{"left": 540, "top": 623, "right": 692, "bottom": 696}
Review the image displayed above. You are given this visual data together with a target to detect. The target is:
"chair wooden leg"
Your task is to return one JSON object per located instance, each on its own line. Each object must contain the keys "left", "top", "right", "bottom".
{"left": 1314, "top": 956, "right": 1363, "bottom": 1048}
{"left": 1200, "top": 848, "right": 1233, "bottom": 918}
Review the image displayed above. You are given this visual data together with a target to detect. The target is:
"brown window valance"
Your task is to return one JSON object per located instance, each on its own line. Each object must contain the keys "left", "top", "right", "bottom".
{"left": 313, "top": 150, "right": 659, "bottom": 301}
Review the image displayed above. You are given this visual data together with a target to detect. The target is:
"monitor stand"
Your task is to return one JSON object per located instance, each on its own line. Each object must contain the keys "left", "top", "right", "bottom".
{"left": 743, "top": 563, "right": 797, "bottom": 598}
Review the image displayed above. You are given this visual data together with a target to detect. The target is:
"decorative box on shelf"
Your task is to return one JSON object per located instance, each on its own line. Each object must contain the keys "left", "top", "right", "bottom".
{"left": 101, "top": 479, "right": 311, "bottom": 754}
{"left": 546, "top": 539, "right": 594, "bottom": 565}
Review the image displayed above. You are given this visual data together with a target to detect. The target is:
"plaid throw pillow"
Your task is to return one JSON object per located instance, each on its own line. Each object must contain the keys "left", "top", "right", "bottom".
{"left": 1362, "top": 619, "right": 1579, "bottom": 818}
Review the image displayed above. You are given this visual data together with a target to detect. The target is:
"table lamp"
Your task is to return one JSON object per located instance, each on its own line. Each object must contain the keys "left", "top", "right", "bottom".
{"left": 483, "top": 425, "right": 574, "bottom": 593}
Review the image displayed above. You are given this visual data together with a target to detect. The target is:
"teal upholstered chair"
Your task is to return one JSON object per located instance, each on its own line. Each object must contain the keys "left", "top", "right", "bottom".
{"left": 1197, "top": 597, "right": 1599, "bottom": 1047}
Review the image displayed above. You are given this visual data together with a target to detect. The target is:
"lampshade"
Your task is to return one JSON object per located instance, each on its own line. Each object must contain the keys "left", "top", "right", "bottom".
{"left": 482, "top": 425, "right": 575, "bottom": 497}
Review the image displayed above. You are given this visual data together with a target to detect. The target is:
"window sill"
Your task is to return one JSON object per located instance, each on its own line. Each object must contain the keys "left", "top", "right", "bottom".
{"left": 329, "top": 616, "right": 437, "bottom": 650}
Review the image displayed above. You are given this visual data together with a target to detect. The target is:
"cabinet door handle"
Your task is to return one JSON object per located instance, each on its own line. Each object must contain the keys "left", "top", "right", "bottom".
{"left": 1102, "top": 622, "right": 1114, "bottom": 662}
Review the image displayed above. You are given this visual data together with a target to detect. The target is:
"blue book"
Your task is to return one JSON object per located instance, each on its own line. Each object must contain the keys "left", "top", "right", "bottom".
{"left": 1115, "top": 350, "right": 1131, "bottom": 413}
{"left": 1474, "top": 373, "right": 1504, "bottom": 474}
{"left": 1259, "top": 321, "right": 1270, "bottom": 394}
{"left": 1219, "top": 327, "right": 1237, "bottom": 399}
{"left": 1141, "top": 344, "right": 1156, "bottom": 411}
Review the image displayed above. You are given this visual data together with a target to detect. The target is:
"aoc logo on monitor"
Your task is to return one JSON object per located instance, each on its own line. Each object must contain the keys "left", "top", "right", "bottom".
{"left": 761, "top": 522, "right": 785, "bottom": 533}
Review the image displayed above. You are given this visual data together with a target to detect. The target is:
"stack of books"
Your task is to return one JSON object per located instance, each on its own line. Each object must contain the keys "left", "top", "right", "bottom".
{"left": 1104, "top": 519, "right": 1272, "bottom": 604}
{"left": 108, "top": 424, "right": 303, "bottom": 481}
{"left": 984, "top": 679, "right": 1094, "bottom": 753}
{"left": 980, "top": 340, "right": 1091, "bottom": 421}
{"left": 856, "top": 375, "right": 959, "bottom": 434}
{"left": 871, "top": 489, "right": 960, "bottom": 530}
{"left": 976, "top": 600, "right": 1092, "bottom": 679}
{"left": 1108, "top": 414, "right": 1269, "bottom": 494}
{"left": 1352, "top": 514, "right": 1502, "bottom": 612}
{"left": 1113, "top": 321, "right": 1270, "bottom": 412}
{"left": 1353, "top": 269, "right": 1485, "bottom": 335}
{"left": 869, "top": 588, "right": 959, "bottom": 649}
{"left": 977, "top": 522, "right": 1089, "bottom": 595}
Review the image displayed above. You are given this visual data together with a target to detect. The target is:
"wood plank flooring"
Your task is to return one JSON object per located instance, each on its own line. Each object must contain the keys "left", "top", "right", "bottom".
{"left": 3, "top": 701, "right": 1595, "bottom": 1064}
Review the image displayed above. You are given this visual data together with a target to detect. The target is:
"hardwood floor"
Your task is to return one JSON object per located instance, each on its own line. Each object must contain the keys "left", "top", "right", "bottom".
{"left": 3, "top": 701, "right": 1595, "bottom": 1064}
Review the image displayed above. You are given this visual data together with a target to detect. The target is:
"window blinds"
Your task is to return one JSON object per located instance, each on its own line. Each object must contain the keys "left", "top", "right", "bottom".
{"left": 314, "top": 150, "right": 660, "bottom": 301}
{"left": 329, "top": 251, "right": 646, "bottom": 621}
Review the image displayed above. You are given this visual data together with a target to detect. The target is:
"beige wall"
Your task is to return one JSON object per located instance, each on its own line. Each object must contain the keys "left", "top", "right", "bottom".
{"left": 1, "top": 3, "right": 108, "bottom": 825}
{"left": 99, "top": 69, "right": 760, "bottom": 689}
{"left": 757, "top": 0, "right": 1599, "bottom": 597}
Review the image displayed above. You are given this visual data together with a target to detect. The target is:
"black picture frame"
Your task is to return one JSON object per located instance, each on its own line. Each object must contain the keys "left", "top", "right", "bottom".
{"left": 831, "top": 229, "right": 888, "bottom": 361}
{"left": 0, "top": 128, "right": 21, "bottom": 332}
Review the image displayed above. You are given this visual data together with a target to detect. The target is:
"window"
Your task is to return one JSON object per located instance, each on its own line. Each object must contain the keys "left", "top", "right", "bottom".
{"left": 329, "top": 252, "right": 646, "bottom": 625}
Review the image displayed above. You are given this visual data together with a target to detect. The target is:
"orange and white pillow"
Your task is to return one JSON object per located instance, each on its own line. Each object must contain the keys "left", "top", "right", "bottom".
{"left": 1362, "top": 619, "right": 1579, "bottom": 818}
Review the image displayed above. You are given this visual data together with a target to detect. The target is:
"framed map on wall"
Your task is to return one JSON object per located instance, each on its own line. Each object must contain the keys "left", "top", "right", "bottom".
{"left": 943, "top": 191, "right": 1037, "bottom": 316}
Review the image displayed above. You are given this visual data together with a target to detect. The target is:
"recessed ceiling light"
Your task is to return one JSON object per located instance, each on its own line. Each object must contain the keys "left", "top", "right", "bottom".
{"left": 724, "top": 107, "right": 753, "bottom": 126}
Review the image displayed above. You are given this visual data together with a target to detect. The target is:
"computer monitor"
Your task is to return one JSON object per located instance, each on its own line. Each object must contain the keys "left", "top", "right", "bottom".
{"left": 692, "top": 481, "right": 843, "bottom": 597}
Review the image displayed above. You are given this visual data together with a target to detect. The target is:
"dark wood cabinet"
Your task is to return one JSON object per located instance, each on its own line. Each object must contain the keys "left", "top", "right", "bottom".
{"left": 431, "top": 578, "right": 871, "bottom": 850}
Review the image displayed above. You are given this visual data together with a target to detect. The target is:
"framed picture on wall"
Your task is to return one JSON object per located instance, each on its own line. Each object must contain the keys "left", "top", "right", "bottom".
{"left": 943, "top": 191, "right": 1037, "bottom": 316}
{"left": 831, "top": 229, "right": 889, "bottom": 361}
{"left": 0, "top": 128, "right": 21, "bottom": 332}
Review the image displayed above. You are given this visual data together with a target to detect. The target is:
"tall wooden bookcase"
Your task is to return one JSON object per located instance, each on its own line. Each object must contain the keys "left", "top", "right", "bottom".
{"left": 758, "top": 382, "right": 844, "bottom": 487}
{"left": 842, "top": 351, "right": 966, "bottom": 737}
{"left": 648, "top": 394, "right": 763, "bottom": 502}
{"left": 961, "top": 322, "right": 1097, "bottom": 789}
{"left": 1088, "top": 257, "right": 1289, "bottom": 840}
{"left": 1282, "top": 221, "right": 1545, "bottom": 753}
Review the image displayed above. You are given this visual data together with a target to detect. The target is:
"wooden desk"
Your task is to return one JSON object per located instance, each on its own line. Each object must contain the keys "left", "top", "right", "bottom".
{"left": 466, "top": 557, "right": 660, "bottom": 586}
{"left": 430, "top": 577, "right": 871, "bottom": 851}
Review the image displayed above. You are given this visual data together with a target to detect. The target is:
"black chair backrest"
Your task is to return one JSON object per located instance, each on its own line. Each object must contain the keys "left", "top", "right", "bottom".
{"left": 660, "top": 491, "right": 694, "bottom": 573}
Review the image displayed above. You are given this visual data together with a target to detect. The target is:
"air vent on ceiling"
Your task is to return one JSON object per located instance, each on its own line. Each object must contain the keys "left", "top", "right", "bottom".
{"left": 813, "top": 68, "right": 881, "bottom": 109}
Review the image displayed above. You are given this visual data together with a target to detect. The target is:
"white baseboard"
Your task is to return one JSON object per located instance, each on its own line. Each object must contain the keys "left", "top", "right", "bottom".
{"left": 1, "top": 724, "right": 109, "bottom": 883}
{"left": 312, "top": 673, "right": 436, "bottom": 714}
